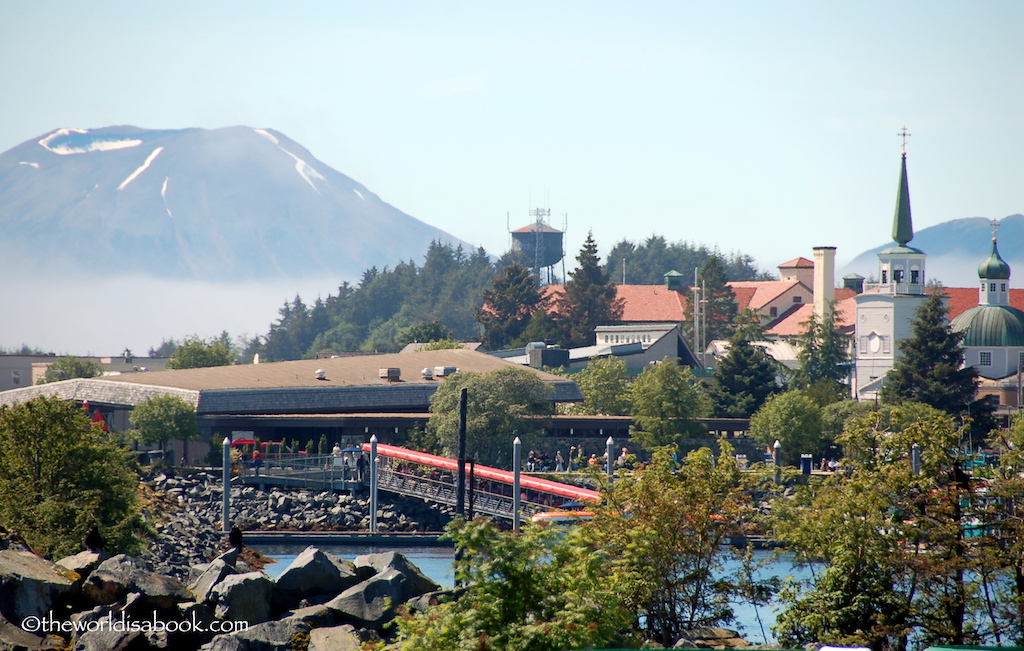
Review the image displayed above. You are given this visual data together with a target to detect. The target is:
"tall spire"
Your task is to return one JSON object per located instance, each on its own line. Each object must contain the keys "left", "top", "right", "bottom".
{"left": 892, "top": 152, "right": 914, "bottom": 246}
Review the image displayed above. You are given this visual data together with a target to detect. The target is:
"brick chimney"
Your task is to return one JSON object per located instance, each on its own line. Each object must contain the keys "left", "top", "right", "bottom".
{"left": 812, "top": 247, "right": 836, "bottom": 321}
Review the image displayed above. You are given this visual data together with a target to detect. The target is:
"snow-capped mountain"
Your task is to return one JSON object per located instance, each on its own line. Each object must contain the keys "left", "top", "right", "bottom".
{"left": 0, "top": 126, "right": 469, "bottom": 280}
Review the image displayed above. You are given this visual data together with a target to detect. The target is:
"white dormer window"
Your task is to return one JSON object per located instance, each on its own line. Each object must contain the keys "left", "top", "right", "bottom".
{"left": 793, "top": 296, "right": 802, "bottom": 304}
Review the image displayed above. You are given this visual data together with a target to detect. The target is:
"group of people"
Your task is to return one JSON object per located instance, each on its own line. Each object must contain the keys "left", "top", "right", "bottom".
{"left": 523, "top": 446, "right": 633, "bottom": 473}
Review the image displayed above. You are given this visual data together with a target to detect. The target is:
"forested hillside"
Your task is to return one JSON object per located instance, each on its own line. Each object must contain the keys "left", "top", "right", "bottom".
{"left": 605, "top": 236, "right": 772, "bottom": 285}
{"left": 231, "top": 236, "right": 769, "bottom": 362}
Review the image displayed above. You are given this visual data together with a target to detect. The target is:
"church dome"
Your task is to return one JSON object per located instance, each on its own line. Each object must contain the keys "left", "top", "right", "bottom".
{"left": 950, "top": 305, "right": 1024, "bottom": 347}
{"left": 978, "top": 238, "right": 1011, "bottom": 280}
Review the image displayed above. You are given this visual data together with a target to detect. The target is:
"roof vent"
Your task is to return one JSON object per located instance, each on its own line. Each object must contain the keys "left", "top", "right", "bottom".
{"left": 421, "top": 367, "right": 434, "bottom": 380}
{"left": 379, "top": 367, "right": 401, "bottom": 382}
{"left": 434, "top": 366, "right": 459, "bottom": 377}
{"left": 315, "top": 369, "right": 326, "bottom": 381}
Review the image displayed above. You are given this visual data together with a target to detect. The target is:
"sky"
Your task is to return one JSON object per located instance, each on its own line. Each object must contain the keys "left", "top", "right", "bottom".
{"left": 1, "top": 1, "right": 1022, "bottom": 354}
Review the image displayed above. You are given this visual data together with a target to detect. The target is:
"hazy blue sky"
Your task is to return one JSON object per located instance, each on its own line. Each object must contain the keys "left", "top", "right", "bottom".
{"left": 1, "top": 2, "right": 1022, "bottom": 354}
{"left": 2, "top": 1, "right": 1021, "bottom": 272}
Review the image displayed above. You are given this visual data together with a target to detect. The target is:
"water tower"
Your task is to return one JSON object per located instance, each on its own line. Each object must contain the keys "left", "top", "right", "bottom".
{"left": 510, "top": 208, "right": 565, "bottom": 284}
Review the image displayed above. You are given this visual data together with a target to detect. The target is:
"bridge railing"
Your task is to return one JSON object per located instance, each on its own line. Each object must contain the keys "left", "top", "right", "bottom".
{"left": 243, "top": 454, "right": 363, "bottom": 486}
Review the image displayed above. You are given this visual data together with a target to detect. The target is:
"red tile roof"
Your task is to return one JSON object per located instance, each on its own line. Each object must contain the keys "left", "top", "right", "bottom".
{"left": 778, "top": 257, "right": 814, "bottom": 268}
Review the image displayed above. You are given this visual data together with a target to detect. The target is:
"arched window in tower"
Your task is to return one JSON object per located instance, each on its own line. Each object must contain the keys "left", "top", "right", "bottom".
{"left": 893, "top": 269, "right": 904, "bottom": 283}
{"left": 910, "top": 270, "right": 919, "bottom": 284}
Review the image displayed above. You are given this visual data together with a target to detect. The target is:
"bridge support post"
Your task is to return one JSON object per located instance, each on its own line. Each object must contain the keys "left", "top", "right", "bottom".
{"left": 773, "top": 439, "right": 782, "bottom": 485}
{"left": 606, "top": 436, "right": 614, "bottom": 476}
{"left": 370, "top": 435, "right": 379, "bottom": 533}
{"left": 513, "top": 436, "right": 522, "bottom": 532}
{"left": 222, "top": 436, "right": 231, "bottom": 532}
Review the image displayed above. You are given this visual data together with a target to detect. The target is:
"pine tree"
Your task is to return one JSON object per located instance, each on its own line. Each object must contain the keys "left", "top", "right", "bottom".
{"left": 475, "top": 263, "right": 548, "bottom": 350}
{"left": 705, "top": 313, "right": 780, "bottom": 418}
{"left": 880, "top": 291, "right": 978, "bottom": 414}
{"left": 792, "top": 300, "right": 852, "bottom": 402}
{"left": 556, "top": 232, "right": 624, "bottom": 348}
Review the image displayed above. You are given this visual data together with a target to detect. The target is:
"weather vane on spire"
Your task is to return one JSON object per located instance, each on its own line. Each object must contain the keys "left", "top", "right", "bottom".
{"left": 898, "top": 126, "right": 911, "bottom": 155}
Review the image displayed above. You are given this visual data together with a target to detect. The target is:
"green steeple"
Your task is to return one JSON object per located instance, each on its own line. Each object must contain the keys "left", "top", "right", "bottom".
{"left": 978, "top": 236, "right": 1011, "bottom": 281}
{"left": 892, "top": 153, "right": 914, "bottom": 246}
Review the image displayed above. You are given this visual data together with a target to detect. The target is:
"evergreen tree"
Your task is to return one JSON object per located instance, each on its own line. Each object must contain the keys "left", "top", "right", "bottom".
{"left": 556, "top": 232, "right": 623, "bottom": 348}
{"left": 880, "top": 292, "right": 978, "bottom": 414}
{"left": 605, "top": 235, "right": 769, "bottom": 285}
{"left": 792, "top": 301, "right": 852, "bottom": 401}
{"left": 475, "top": 263, "right": 547, "bottom": 350}
{"left": 513, "top": 308, "right": 560, "bottom": 348}
{"left": 705, "top": 313, "right": 780, "bottom": 418}
{"left": 683, "top": 254, "right": 737, "bottom": 345}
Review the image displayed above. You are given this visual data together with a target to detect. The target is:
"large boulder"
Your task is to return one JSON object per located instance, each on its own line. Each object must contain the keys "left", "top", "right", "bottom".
{"left": 199, "top": 619, "right": 310, "bottom": 651}
{"left": 188, "top": 559, "right": 239, "bottom": 605}
{"left": 210, "top": 573, "right": 273, "bottom": 624}
{"left": 323, "top": 568, "right": 406, "bottom": 630}
{"left": 0, "top": 549, "right": 77, "bottom": 622}
{"left": 55, "top": 551, "right": 107, "bottom": 580}
{"left": 82, "top": 555, "right": 190, "bottom": 609}
{"left": 0, "top": 611, "right": 59, "bottom": 651}
{"left": 272, "top": 547, "right": 360, "bottom": 612}
{"left": 352, "top": 552, "right": 439, "bottom": 602}
{"left": 308, "top": 624, "right": 375, "bottom": 651}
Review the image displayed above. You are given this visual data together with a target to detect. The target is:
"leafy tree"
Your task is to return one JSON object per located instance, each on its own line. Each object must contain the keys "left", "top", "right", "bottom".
{"left": 628, "top": 358, "right": 708, "bottom": 451}
{"left": 393, "top": 517, "right": 634, "bottom": 651}
{"left": 986, "top": 412, "right": 1024, "bottom": 641}
{"left": 0, "top": 396, "right": 145, "bottom": 558}
{"left": 589, "top": 444, "right": 766, "bottom": 645}
{"left": 792, "top": 300, "right": 852, "bottom": 401}
{"left": 418, "top": 338, "right": 463, "bottom": 351}
{"left": 749, "top": 390, "right": 826, "bottom": 460}
{"left": 148, "top": 338, "right": 178, "bottom": 357}
{"left": 427, "top": 367, "right": 554, "bottom": 467}
{"left": 399, "top": 320, "right": 455, "bottom": 346}
{"left": 556, "top": 232, "right": 624, "bottom": 348}
{"left": 476, "top": 263, "right": 548, "bottom": 350}
{"left": 880, "top": 291, "right": 978, "bottom": 414}
{"left": 705, "top": 314, "right": 780, "bottom": 418}
{"left": 166, "top": 334, "right": 235, "bottom": 369}
{"left": 684, "top": 254, "right": 738, "bottom": 344}
{"left": 773, "top": 409, "right": 993, "bottom": 647}
{"left": 128, "top": 395, "right": 200, "bottom": 462}
{"left": 567, "top": 355, "right": 632, "bottom": 416}
{"left": 37, "top": 356, "right": 103, "bottom": 384}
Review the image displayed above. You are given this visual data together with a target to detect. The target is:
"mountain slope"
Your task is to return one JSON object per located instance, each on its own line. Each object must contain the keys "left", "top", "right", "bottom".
{"left": 0, "top": 126, "right": 469, "bottom": 280}
{"left": 841, "top": 214, "right": 1024, "bottom": 287}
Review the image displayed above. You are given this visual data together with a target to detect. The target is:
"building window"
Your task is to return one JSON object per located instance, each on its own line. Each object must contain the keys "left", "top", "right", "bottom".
{"left": 893, "top": 269, "right": 904, "bottom": 283}
{"left": 882, "top": 270, "right": 888, "bottom": 284}
{"left": 1001, "top": 283, "right": 1007, "bottom": 291}
{"left": 990, "top": 283, "right": 997, "bottom": 292}
{"left": 1018, "top": 351, "right": 1024, "bottom": 371}
{"left": 770, "top": 307, "right": 778, "bottom": 317}
{"left": 979, "top": 351, "right": 993, "bottom": 366}
{"left": 910, "top": 270, "right": 919, "bottom": 284}
{"left": 793, "top": 296, "right": 802, "bottom": 304}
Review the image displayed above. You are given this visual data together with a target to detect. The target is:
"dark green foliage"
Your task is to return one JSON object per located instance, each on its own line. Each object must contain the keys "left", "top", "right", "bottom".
{"left": 792, "top": 301, "right": 852, "bottom": 401}
{"left": 476, "top": 262, "right": 548, "bottom": 350}
{"left": 556, "top": 232, "right": 623, "bottom": 348}
{"left": 567, "top": 356, "right": 632, "bottom": 416}
{"left": 129, "top": 395, "right": 200, "bottom": 450}
{"left": 514, "top": 308, "right": 560, "bottom": 348}
{"left": 0, "top": 396, "right": 145, "bottom": 558}
{"left": 398, "top": 320, "right": 455, "bottom": 346}
{"left": 427, "top": 367, "right": 553, "bottom": 467}
{"left": 37, "top": 356, "right": 103, "bottom": 384}
{"left": 706, "top": 323, "right": 781, "bottom": 418}
{"left": 165, "top": 334, "right": 236, "bottom": 369}
{"left": 629, "top": 359, "right": 708, "bottom": 451}
{"left": 253, "top": 242, "right": 495, "bottom": 360}
{"left": 605, "top": 235, "right": 769, "bottom": 285}
{"left": 749, "top": 390, "right": 827, "bottom": 459}
{"left": 880, "top": 291, "right": 978, "bottom": 414}
{"left": 684, "top": 254, "right": 738, "bottom": 344}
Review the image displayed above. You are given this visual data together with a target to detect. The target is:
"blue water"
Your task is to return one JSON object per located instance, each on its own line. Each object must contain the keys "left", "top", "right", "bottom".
{"left": 262, "top": 545, "right": 812, "bottom": 644}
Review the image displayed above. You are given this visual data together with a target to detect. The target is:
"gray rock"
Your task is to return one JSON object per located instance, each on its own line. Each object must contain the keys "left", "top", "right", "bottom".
{"left": 0, "top": 549, "right": 77, "bottom": 622}
{"left": 55, "top": 551, "right": 107, "bottom": 580}
{"left": 211, "top": 572, "right": 273, "bottom": 624}
{"left": 272, "top": 547, "right": 359, "bottom": 612}
{"left": 0, "top": 611, "right": 50, "bottom": 651}
{"left": 323, "top": 567, "right": 406, "bottom": 630}
{"left": 352, "top": 551, "right": 439, "bottom": 601}
{"left": 199, "top": 619, "right": 310, "bottom": 651}
{"left": 280, "top": 603, "right": 335, "bottom": 627}
{"left": 188, "top": 559, "right": 239, "bottom": 605}
{"left": 308, "top": 624, "right": 370, "bottom": 651}
{"left": 71, "top": 627, "right": 140, "bottom": 651}
{"left": 83, "top": 555, "right": 190, "bottom": 609}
